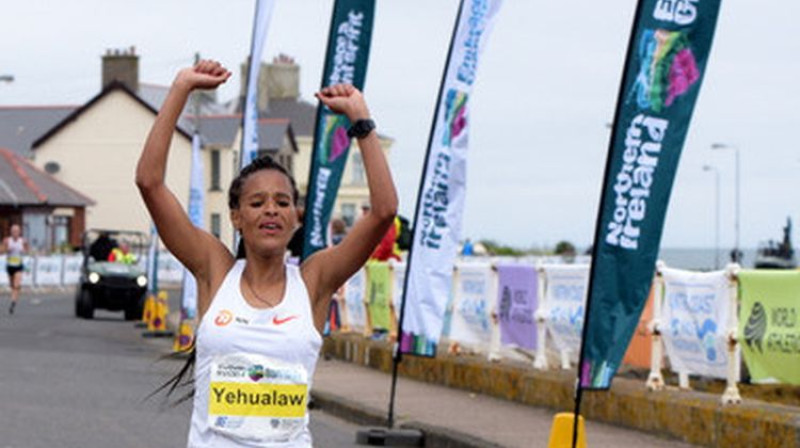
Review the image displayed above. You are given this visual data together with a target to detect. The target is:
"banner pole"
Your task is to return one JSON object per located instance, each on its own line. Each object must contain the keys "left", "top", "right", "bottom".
{"left": 569, "top": 1, "right": 647, "bottom": 446}
{"left": 387, "top": 0, "right": 466, "bottom": 429}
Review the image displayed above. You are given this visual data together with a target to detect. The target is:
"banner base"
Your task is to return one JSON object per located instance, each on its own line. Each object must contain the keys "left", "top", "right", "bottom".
{"left": 141, "top": 330, "right": 174, "bottom": 338}
{"left": 355, "top": 427, "right": 423, "bottom": 446}
{"left": 547, "top": 413, "right": 586, "bottom": 448}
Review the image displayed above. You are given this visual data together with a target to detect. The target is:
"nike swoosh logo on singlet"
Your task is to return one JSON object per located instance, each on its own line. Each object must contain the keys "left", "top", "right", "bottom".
{"left": 273, "top": 315, "right": 299, "bottom": 326}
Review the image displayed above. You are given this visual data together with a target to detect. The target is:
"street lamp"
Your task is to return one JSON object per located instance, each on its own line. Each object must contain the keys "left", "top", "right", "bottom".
{"left": 711, "top": 142, "right": 741, "bottom": 263}
{"left": 702, "top": 164, "right": 720, "bottom": 269}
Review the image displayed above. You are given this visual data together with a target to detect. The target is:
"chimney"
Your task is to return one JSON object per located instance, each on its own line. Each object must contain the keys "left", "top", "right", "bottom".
{"left": 240, "top": 60, "right": 270, "bottom": 112}
{"left": 266, "top": 54, "right": 300, "bottom": 100}
{"left": 102, "top": 46, "right": 139, "bottom": 91}
{"left": 240, "top": 53, "right": 300, "bottom": 112}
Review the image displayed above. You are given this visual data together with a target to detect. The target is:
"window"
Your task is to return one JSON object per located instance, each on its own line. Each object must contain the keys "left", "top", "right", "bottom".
{"left": 210, "top": 150, "right": 221, "bottom": 191}
{"left": 210, "top": 213, "right": 221, "bottom": 239}
{"left": 278, "top": 154, "right": 293, "bottom": 175}
{"left": 351, "top": 152, "right": 366, "bottom": 185}
{"left": 52, "top": 215, "right": 70, "bottom": 252}
{"left": 341, "top": 203, "right": 356, "bottom": 227}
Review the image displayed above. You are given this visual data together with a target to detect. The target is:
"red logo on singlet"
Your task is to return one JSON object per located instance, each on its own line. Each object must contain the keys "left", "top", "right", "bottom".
{"left": 273, "top": 315, "right": 299, "bottom": 326}
{"left": 215, "top": 310, "right": 234, "bottom": 326}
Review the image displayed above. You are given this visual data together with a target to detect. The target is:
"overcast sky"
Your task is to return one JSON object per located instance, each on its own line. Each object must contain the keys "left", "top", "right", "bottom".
{"left": 2, "top": 0, "right": 798, "bottom": 250}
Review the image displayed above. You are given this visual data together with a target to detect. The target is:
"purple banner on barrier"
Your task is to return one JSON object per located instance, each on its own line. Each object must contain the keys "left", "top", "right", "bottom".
{"left": 496, "top": 264, "right": 538, "bottom": 350}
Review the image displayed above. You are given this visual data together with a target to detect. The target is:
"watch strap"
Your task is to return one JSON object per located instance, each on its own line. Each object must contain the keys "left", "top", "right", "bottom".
{"left": 347, "top": 119, "right": 376, "bottom": 139}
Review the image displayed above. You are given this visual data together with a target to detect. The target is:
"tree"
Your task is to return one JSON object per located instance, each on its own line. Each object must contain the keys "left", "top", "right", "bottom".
{"left": 479, "top": 239, "right": 524, "bottom": 256}
{"left": 554, "top": 240, "right": 576, "bottom": 257}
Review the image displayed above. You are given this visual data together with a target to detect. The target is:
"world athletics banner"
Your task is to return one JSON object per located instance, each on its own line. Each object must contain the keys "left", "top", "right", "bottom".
{"left": 302, "top": 0, "right": 375, "bottom": 259}
{"left": 400, "top": 0, "right": 503, "bottom": 356}
{"left": 738, "top": 270, "right": 800, "bottom": 385}
{"left": 580, "top": 0, "right": 722, "bottom": 389}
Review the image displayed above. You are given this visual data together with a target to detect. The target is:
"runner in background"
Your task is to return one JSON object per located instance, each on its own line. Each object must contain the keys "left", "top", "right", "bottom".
{"left": 3, "top": 224, "right": 28, "bottom": 315}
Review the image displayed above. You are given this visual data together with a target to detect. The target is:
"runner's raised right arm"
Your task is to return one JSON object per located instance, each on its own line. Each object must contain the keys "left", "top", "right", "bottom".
{"left": 135, "top": 60, "right": 232, "bottom": 314}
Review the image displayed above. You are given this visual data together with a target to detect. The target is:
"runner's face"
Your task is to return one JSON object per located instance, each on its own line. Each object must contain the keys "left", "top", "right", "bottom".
{"left": 10, "top": 225, "right": 20, "bottom": 238}
{"left": 232, "top": 170, "right": 298, "bottom": 255}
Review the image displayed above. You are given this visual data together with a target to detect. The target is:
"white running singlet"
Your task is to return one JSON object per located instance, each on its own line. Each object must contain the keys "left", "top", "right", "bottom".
{"left": 5, "top": 237, "right": 24, "bottom": 267}
{"left": 188, "top": 260, "right": 322, "bottom": 448}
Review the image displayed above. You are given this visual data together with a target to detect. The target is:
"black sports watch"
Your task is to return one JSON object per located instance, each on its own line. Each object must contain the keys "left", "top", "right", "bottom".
{"left": 347, "top": 118, "right": 376, "bottom": 139}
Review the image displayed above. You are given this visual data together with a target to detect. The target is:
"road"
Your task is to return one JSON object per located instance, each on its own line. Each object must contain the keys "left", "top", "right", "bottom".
{"left": 0, "top": 290, "right": 365, "bottom": 448}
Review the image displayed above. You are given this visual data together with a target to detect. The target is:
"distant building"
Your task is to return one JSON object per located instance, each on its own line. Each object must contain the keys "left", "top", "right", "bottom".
{"left": 0, "top": 148, "right": 94, "bottom": 251}
{"left": 0, "top": 47, "right": 389, "bottom": 251}
{"left": 30, "top": 79, "right": 198, "bottom": 241}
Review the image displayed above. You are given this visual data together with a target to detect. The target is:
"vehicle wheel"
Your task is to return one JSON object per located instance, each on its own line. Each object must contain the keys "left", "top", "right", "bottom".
{"left": 124, "top": 293, "right": 145, "bottom": 321}
{"left": 76, "top": 289, "right": 94, "bottom": 319}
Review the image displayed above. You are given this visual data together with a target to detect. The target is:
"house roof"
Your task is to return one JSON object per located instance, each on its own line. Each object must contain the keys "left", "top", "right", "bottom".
{"left": 264, "top": 97, "right": 317, "bottom": 137}
{"left": 183, "top": 115, "right": 297, "bottom": 153}
{"left": 31, "top": 81, "right": 192, "bottom": 149}
{"left": 0, "top": 105, "right": 78, "bottom": 158}
{"left": 258, "top": 118, "right": 296, "bottom": 153}
{"left": 189, "top": 115, "right": 241, "bottom": 147}
{"left": 0, "top": 148, "right": 94, "bottom": 207}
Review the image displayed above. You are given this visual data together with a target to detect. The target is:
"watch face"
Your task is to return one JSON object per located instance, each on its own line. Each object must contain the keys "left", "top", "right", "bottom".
{"left": 348, "top": 119, "right": 375, "bottom": 138}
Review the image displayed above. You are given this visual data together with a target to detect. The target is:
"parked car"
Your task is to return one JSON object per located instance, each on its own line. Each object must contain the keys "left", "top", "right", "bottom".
{"left": 75, "top": 229, "right": 148, "bottom": 320}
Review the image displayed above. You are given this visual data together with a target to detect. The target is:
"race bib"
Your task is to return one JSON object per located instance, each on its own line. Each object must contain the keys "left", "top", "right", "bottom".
{"left": 209, "top": 353, "right": 309, "bottom": 443}
{"left": 7, "top": 255, "right": 21, "bottom": 266}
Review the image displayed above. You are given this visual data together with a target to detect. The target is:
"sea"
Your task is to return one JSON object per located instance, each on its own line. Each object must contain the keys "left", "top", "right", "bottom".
{"left": 656, "top": 247, "right": 758, "bottom": 271}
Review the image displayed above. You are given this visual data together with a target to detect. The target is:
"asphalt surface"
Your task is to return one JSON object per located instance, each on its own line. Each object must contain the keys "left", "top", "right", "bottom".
{"left": 0, "top": 290, "right": 365, "bottom": 448}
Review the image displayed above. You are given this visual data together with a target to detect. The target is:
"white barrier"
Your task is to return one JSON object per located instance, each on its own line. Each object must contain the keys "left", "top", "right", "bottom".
{"left": 332, "top": 256, "right": 752, "bottom": 405}
{"left": 62, "top": 255, "right": 83, "bottom": 285}
{"left": 448, "top": 262, "right": 494, "bottom": 354}
{"left": 721, "top": 263, "right": 742, "bottom": 404}
{"left": 0, "top": 251, "right": 187, "bottom": 290}
{"left": 661, "top": 265, "right": 733, "bottom": 381}
{"left": 650, "top": 261, "right": 743, "bottom": 404}
{"left": 21, "top": 256, "right": 35, "bottom": 287}
{"left": 0, "top": 256, "right": 7, "bottom": 287}
{"left": 534, "top": 262, "right": 548, "bottom": 370}
{"left": 390, "top": 261, "right": 406, "bottom": 314}
{"left": 646, "top": 263, "right": 666, "bottom": 391}
{"left": 539, "top": 264, "right": 590, "bottom": 369}
{"left": 2, "top": 254, "right": 73, "bottom": 289}
{"left": 343, "top": 268, "right": 367, "bottom": 333}
{"left": 155, "top": 251, "right": 185, "bottom": 284}
{"left": 34, "top": 255, "right": 62, "bottom": 287}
